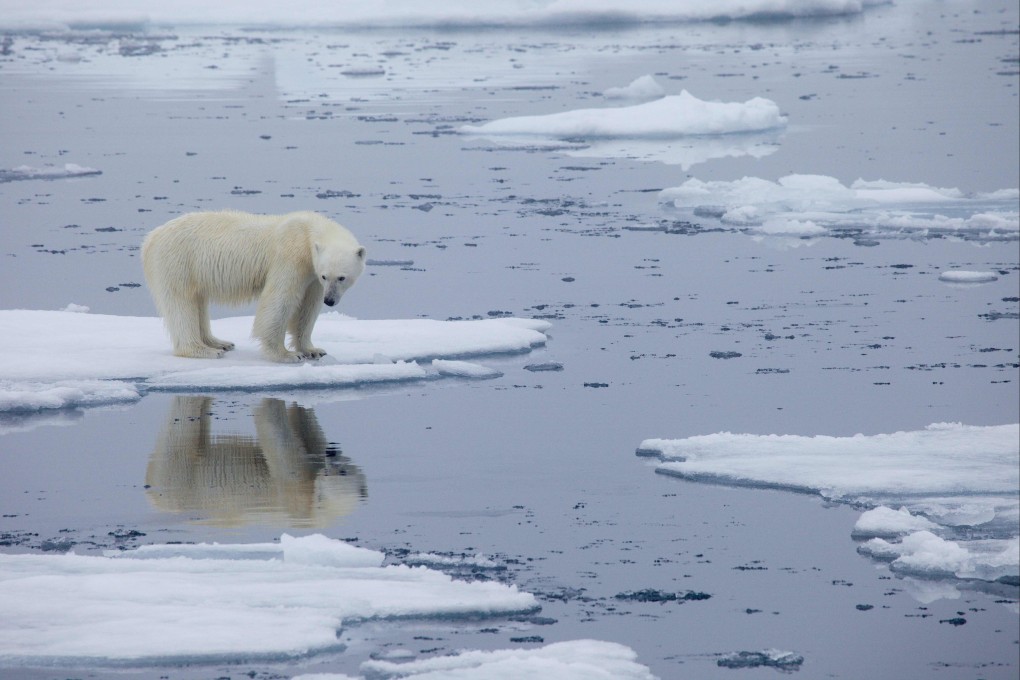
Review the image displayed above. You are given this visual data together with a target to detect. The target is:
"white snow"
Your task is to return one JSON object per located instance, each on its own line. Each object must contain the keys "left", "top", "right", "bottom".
{"left": 461, "top": 91, "right": 786, "bottom": 139}
{"left": 603, "top": 75, "right": 665, "bottom": 101}
{"left": 639, "top": 423, "right": 1020, "bottom": 583}
{"left": 661, "top": 174, "right": 1020, "bottom": 239}
{"left": 0, "top": 0, "right": 892, "bottom": 30}
{"left": 303, "top": 639, "right": 658, "bottom": 680}
{"left": 0, "top": 534, "right": 538, "bottom": 664}
{"left": 938, "top": 270, "right": 999, "bottom": 284}
{"left": 0, "top": 310, "right": 550, "bottom": 412}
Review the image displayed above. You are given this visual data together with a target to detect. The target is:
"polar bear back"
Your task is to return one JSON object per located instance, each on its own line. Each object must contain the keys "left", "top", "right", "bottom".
{"left": 142, "top": 210, "right": 332, "bottom": 305}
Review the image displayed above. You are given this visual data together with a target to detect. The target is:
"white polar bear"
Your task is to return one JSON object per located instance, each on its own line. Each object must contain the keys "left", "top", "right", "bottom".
{"left": 141, "top": 210, "right": 365, "bottom": 362}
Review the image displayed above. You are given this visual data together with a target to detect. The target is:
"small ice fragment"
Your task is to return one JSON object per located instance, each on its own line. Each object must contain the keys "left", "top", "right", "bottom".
{"left": 62, "top": 303, "right": 90, "bottom": 313}
{"left": 717, "top": 649, "right": 804, "bottom": 670}
{"left": 432, "top": 359, "right": 503, "bottom": 379}
{"left": 938, "top": 270, "right": 998, "bottom": 283}
{"left": 524, "top": 362, "right": 563, "bottom": 372}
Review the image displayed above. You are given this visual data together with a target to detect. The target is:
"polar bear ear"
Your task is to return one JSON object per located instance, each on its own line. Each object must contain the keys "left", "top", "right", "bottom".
{"left": 356, "top": 246, "right": 366, "bottom": 259}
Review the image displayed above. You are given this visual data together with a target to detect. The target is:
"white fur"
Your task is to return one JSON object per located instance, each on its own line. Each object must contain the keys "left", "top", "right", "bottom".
{"left": 141, "top": 210, "right": 365, "bottom": 362}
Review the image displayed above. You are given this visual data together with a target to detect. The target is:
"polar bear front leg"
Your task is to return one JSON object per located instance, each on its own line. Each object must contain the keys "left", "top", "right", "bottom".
{"left": 253, "top": 275, "right": 305, "bottom": 363}
{"left": 289, "top": 283, "right": 327, "bottom": 360}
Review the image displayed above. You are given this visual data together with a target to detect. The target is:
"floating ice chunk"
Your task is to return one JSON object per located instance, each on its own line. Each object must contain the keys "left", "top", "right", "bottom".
{"left": 753, "top": 217, "right": 828, "bottom": 236}
{"left": 641, "top": 423, "right": 1019, "bottom": 501}
{"left": 717, "top": 649, "right": 804, "bottom": 670}
{"left": 0, "top": 163, "right": 101, "bottom": 183}
{"left": 62, "top": 303, "right": 90, "bottom": 313}
{"left": 404, "top": 552, "right": 500, "bottom": 569}
{"left": 0, "top": 310, "right": 551, "bottom": 410}
{"left": 859, "top": 532, "right": 1020, "bottom": 582}
{"left": 938, "top": 270, "right": 999, "bottom": 284}
{"left": 852, "top": 506, "right": 939, "bottom": 539}
{"left": 661, "top": 174, "right": 1020, "bottom": 239}
{"left": 352, "top": 639, "right": 658, "bottom": 680}
{"left": 431, "top": 359, "right": 503, "bottom": 379}
{"left": 603, "top": 75, "right": 665, "bottom": 100}
{"left": 0, "top": 534, "right": 538, "bottom": 664}
{"left": 461, "top": 91, "right": 787, "bottom": 139}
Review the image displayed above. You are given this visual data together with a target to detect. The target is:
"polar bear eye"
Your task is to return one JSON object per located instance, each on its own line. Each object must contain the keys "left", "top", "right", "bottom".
{"left": 338, "top": 276, "right": 346, "bottom": 282}
{"left": 321, "top": 275, "right": 327, "bottom": 281}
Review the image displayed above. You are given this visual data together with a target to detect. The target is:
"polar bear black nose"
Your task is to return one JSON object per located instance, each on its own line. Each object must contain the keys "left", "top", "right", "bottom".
{"left": 324, "top": 297, "right": 337, "bottom": 307}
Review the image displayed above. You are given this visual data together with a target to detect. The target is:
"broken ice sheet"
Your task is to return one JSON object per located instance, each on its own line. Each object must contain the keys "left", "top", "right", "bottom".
{"left": 0, "top": 534, "right": 538, "bottom": 664}
{"left": 638, "top": 423, "right": 1020, "bottom": 585}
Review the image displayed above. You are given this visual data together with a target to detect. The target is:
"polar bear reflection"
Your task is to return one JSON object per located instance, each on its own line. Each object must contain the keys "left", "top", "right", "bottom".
{"left": 146, "top": 397, "right": 366, "bottom": 527}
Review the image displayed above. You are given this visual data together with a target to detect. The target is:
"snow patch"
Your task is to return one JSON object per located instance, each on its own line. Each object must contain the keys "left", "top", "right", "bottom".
{"left": 603, "top": 75, "right": 665, "bottom": 101}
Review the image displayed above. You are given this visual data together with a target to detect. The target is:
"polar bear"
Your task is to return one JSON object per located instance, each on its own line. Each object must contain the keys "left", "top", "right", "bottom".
{"left": 141, "top": 210, "right": 365, "bottom": 362}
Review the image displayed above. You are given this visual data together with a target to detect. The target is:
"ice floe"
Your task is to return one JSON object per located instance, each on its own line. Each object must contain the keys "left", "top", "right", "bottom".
{"left": 296, "top": 639, "right": 658, "bottom": 680}
{"left": 638, "top": 423, "right": 1020, "bottom": 585}
{"left": 462, "top": 91, "right": 786, "bottom": 139}
{"left": 0, "top": 533, "right": 538, "bottom": 665}
{"left": 661, "top": 174, "right": 1020, "bottom": 241}
{"left": 0, "top": 0, "right": 893, "bottom": 31}
{"left": 938, "top": 270, "right": 1000, "bottom": 284}
{"left": 0, "top": 163, "right": 101, "bottom": 183}
{"left": 0, "top": 310, "right": 550, "bottom": 412}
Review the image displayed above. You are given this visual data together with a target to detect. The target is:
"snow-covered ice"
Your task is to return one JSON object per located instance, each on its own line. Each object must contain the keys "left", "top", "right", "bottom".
{"left": 461, "top": 91, "right": 786, "bottom": 139}
{"left": 661, "top": 174, "right": 1020, "bottom": 240}
{"left": 0, "top": 310, "right": 550, "bottom": 411}
{"left": 638, "top": 423, "right": 1020, "bottom": 583}
{"left": 295, "top": 639, "right": 658, "bottom": 680}
{"left": 0, "top": 533, "right": 538, "bottom": 664}
{"left": 0, "top": 0, "right": 893, "bottom": 30}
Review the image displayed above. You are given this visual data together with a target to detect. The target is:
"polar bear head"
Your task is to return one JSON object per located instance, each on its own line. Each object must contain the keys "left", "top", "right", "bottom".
{"left": 310, "top": 219, "right": 366, "bottom": 307}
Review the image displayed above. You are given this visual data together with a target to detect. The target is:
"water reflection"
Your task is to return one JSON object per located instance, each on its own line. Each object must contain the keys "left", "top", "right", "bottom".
{"left": 146, "top": 397, "right": 366, "bottom": 527}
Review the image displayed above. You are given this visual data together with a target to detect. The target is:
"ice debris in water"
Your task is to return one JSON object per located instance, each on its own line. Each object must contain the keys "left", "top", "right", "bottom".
{"left": 717, "top": 649, "right": 804, "bottom": 670}
{"left": 660, "top": 174, "right": 1020, "bottom": 240}
{"left": 638, "top": 423, "right": 1020, "bottom": 585}
{"left": 0, "top": 163, "right": 101, "bottom": 183}
{"left": 938, "top": 270, "right": 999, "bottom": 283}
{"left": 431, "top": 359, "right": 503, "bottom": 379}
{"left": 316, "top": 639, "right": 659, "bottom": 680}
{"left": 603, "top": 75, "right": 665, "bottom": 100}
{"left": 0, "top": 534, "right": 538, "bottom": 664}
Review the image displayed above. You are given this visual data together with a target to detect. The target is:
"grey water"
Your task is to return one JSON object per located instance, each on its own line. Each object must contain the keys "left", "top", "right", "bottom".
{"left": 1, "top": 2, "right": 1019, "bottom": 679}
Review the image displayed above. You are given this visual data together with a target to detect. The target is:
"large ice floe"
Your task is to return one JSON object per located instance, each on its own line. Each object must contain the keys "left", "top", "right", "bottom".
{"left": 461, "top": 88, "right": 786, "bottom": 169}
{"left": 660, "top": 174, "right": 1020, "bottom": 241}
{"left": 0, "top": 309, "right": 550, "bottom": 412}
{"left": 0, "top": 533, "right": 539, "bottom": 665}
{"left": 0, "top": 0, "right": 892, "bottom": 31}
{"left": 637, "top": 423, "right": 1020, "bottom": 586}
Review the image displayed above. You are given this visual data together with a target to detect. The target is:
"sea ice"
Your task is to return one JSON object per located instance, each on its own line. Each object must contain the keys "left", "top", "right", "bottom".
{"left": 460, "top": 91, "right": 786, "bottom": 139}
{"left": 431, "top": 359, "right": 504, "bottom": 379}
{"left": 0, "top": 534, "right": 538, "bottom": 664}
{"left": 0, "top": 163, "right": 101, "bottom": 183}
{"left": 938, "top": 270, "right": 999, "bottom": 284}
{"left": 638, "top": 423, "right": 1020, "bottom": 584}
{"left": 603, "top": 75, "right": 665, "bottom": 101}
{"left": 660, "top": 174, "right": 1020, "bottom": 240}
{"left": 339, "top": 639, "right": 658, "bottom": 680}
{"left": 0, "top": 310, "right": 550, "bottom": 411}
